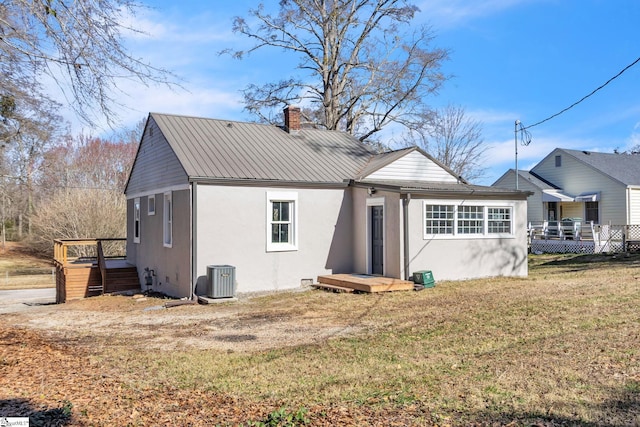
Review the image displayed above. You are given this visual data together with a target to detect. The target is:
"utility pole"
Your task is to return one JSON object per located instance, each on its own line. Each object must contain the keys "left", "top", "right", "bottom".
{"left": 515, "top": 120, "right": 520, "bottom": 190}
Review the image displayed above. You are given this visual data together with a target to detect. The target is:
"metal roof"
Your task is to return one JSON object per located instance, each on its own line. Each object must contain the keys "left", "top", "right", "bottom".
{"left": 560, "top": 148, "right": 640, "bottom": 186}
{"left": 357, "top": 179, "right": 531, "bottom": 198}
{"left": 151, "top": 113, "right": 375, "bottom": 184}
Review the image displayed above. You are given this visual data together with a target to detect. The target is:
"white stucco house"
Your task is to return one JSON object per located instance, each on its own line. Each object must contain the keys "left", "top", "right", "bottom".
{"left": 124, "top": 107, "right": 530, "bottom": 299}
{"left": 493, "top": 148, "right": 640, "bottom": 226}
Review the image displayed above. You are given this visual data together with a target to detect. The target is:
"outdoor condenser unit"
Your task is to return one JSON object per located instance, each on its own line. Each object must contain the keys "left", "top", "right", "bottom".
{"left": 207, "top": 265, "right": 236, "bottom": 298}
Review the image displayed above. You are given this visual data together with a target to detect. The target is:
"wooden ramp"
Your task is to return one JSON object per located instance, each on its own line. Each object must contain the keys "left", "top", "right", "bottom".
{"left": 315, "top": 274, "right": 414, "bottom": 293}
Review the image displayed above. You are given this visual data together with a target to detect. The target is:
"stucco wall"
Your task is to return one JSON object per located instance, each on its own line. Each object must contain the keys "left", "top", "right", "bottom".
{"left": 194, "top": 185, "right": 353, "bottom": 294}
{"left": 351, "top": 188, "right": 402, "bottom": 277}
{"left": 405, "top": 196, "right": 529, "bottom": 281}
{"left": 127, "top": 189, "right": 192, "bottom": 298}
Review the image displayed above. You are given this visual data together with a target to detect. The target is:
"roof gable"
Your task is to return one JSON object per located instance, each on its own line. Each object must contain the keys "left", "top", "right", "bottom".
{"left": 124, "top": 115, "right": 189, "bottom": 195}
{"left": 357, "top": 147, "right": 460, "bottom": 183}
{"left": 534, "top": 148, "right": 640, "bottom": 186}
{"left": 492, "top": 169, "right": 559, "bottom": 190}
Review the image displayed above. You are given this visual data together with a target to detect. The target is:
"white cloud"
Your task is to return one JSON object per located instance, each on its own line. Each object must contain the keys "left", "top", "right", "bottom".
{"left": 415, "top": 0, "right": 541, "bottom": 28}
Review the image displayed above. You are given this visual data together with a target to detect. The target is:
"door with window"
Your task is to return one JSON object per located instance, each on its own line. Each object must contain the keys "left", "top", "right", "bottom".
{"left": 547, "top": 202, "right": 557, "bottom": 221}
{"left": 371, "top": 205, "right": 384, "bottom": 275}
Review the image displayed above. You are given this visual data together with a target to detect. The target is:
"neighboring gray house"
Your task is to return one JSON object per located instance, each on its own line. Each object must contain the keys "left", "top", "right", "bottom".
{"left": 493, "top": 148, "right": 640, "bottom": 225}
{"left": 124, "top": 107, "right": 530, "bottom": 299}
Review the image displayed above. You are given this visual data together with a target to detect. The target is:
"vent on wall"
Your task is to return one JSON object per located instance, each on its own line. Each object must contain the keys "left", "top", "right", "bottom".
{"left": 207, "top": 265, "right": 236, "bottom": 298}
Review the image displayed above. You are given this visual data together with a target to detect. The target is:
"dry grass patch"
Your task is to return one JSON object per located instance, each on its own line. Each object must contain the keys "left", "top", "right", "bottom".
{"left": 1, "top": 253, "right": 639, "bottom": 425}
{"left": 0, "top": 242, "right": 54, "bottom": 290}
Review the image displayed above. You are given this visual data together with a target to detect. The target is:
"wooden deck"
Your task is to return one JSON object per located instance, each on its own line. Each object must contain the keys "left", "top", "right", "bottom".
{"left": 315, "top": 274, "right": 414, "bottom": 293}
{"left": 54, "top": 239, "right": 140, "bottom": 303}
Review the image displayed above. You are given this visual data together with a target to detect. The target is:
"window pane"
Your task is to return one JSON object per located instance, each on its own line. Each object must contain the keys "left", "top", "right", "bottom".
{"left": 280, "top": 202, "right": 289, "bottom": 221}
{"left": 457, "top": 206, "right": 484, "bottom": 234}
{"left": 272, "top": 202, "right": 290, "bottom": 222}
{"left": 425, "top": 205, "right": 453, "bottom": 234}
{"left": 272, "top": 224, "right": 289, "bottom": 243}
{"left": 488, "top": 207, "right": 511, "bottom": 233}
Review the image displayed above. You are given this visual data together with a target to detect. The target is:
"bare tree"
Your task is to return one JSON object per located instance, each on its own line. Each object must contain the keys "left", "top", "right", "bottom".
{"left": 27, "top": 129, "right": 138, "bottom": 254}
{"left": 225, "top": 0, "right": 449, "bottom": 142}
{"left": 28, "top": 188, "right": 127, "bottom": 255}
{"left": 408, "top": 104, "right": 487, "bottom": 182}
{"left": 0, "top": 0, "right": 177, "bottom": 127}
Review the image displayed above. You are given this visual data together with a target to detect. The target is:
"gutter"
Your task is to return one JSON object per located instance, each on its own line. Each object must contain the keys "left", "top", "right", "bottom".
{"left": 189, "top": 177, "right": 350, "bottom": 189}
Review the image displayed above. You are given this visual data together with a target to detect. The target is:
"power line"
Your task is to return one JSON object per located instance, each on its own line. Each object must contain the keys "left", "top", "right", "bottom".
{"left": 523, "top": 56, "right": 640, "bottom": 130}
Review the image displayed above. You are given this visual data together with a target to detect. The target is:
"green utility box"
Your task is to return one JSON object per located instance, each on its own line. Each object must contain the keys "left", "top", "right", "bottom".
{"left": 413, "top": 270, "right": 435, "bottom": 288}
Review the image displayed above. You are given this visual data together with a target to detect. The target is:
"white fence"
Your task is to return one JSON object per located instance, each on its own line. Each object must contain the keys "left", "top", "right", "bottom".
{"left": 528, "top": 221, "right": 639, "bottom": 254}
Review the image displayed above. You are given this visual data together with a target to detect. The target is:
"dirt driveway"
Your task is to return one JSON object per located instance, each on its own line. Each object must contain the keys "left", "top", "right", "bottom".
{"left": 0, "top": 289, "right": 368, "bottom": 352}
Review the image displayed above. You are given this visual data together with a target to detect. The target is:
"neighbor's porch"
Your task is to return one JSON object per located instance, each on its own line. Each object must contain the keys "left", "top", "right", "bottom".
{"left": 528, "top": 223, "right": 640, "bottom": 254}
{"left": 53, "top": 238, "right": 140, "bottom": 303}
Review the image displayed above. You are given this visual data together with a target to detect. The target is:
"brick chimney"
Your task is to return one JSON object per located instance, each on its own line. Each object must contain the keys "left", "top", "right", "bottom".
{"left": 283, "top": 106, "right": 301, "bottom": 133}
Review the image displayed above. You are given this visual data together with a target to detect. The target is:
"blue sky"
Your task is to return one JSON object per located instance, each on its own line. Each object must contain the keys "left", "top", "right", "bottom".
{"left": 69, "top": 0, "right": 640, "bottom": 186}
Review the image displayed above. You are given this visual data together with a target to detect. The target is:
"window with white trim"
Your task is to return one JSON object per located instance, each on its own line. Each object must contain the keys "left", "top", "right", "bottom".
{"left": 457, "top": 205, "right": 484, "bottom": 234}
{"left": 133, "top": 198, "right": 141, "bottom": 243}
{"left": 488, "top": 207, "right": 512, "bottom": 233}
{"left": 163, "top": 192, "right": 172, "bottom": 247}
{"left": 148, "top": 194, "right": 156, "bottom": 215}
{"left": 424, "top": 201, "right": 514, "bottom": 239}
{"left": 266, "top": 192, "right": 298, "bottom": 252}
{"left": 425, "top": 204, "right": 454, "bottom": 234}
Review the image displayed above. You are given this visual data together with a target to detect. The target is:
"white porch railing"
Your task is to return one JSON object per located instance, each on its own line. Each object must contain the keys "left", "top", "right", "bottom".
{"left": 528, "top": 222, "right": 640, "bottom": 254}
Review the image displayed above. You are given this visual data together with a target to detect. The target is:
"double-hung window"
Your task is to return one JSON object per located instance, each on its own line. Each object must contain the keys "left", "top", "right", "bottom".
{"left": 163, "top": 192, "right": 172, "bottom": 247}
{"left": 133, "top": 198, "right": 141, "bottom": 243}
{"left": 425, "top": 204, "right": 454, "bottom": 234}
{"left": 266, "top": 192, "right": 298, "bottom": 252}
{"left": 488, "top": 207, "right": 512, "bottom": 234}
{"left": 457, "top": 205, "right": 484, "bottom": 234}
{"left": 424, "top": 201, "right": 514, "bottom": 239}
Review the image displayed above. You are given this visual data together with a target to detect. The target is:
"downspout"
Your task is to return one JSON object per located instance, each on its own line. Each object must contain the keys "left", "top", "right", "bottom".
{"left": 191, "top": 181, "right": 198, "bottom": 300}
{"left": 403, "top": 193, "right": 411, "bottom": 281}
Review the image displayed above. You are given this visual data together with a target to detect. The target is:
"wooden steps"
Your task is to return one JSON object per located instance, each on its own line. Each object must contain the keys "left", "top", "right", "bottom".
{"left": 316, "top": 274, "right": 414, "bottom": 293}
{"left": 105, "top": 266, "right": 140, "bottom": 293}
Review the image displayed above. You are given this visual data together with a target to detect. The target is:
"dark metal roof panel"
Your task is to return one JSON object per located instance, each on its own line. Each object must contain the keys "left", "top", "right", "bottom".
{"left": 151, "top": 113, "right": 375, "bottom": 183}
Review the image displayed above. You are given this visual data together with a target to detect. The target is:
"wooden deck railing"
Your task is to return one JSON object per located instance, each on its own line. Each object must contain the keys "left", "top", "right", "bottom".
{"left": 97, "top": 240, "right": 107, "bottom": 294}
{"left": 54, "top": 238, "right": 135, "bottom": 303}
{"left": 53, "top": 238, "right": 126, "bottom": 267}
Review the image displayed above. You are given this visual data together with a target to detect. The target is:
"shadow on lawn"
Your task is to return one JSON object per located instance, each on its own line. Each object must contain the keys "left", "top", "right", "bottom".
{"left": 467, "top": 383, "right": 640, "bottom": 427}
{"left": 0, "top": 398, "right": 74, "bottom": 426}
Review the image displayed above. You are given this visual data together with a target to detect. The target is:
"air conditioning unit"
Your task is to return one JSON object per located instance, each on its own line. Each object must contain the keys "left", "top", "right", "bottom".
{"left": 207, "top": 265, "right": 236, "bottom": 298}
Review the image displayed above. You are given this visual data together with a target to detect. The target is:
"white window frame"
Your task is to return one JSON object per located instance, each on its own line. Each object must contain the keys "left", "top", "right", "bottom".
{"left": 266, "top": 191, "right": 298, "bottom": 252}
{"left": 423, "top": 200, "right": 515, "bottom": 240}
{"left": 163, "top": 192, "right": 172, "bottom": 248}
{"left": 148, "top": 194, "right": 156, "bottom": 216}
{"left": 133, "top": 198, "right": 141, "bottom": 244}
{"left": 487, "top": 206, "right": 513, "bottom": 234}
